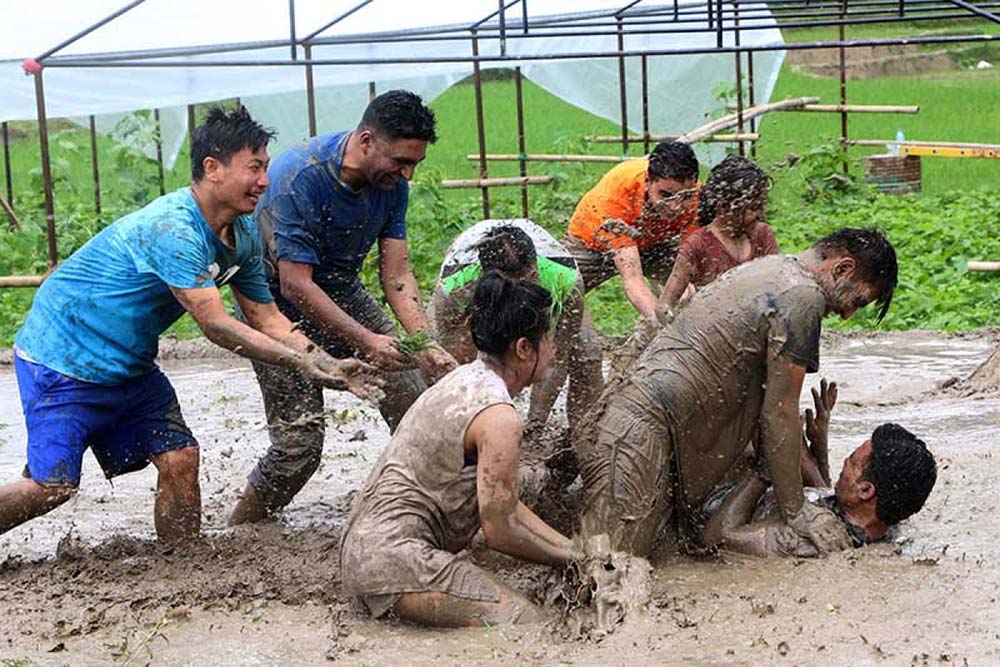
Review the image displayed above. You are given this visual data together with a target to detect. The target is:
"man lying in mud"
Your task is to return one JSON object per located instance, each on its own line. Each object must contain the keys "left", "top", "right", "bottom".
{"left": 431, "top": 221, "right": 603, "bottom": 435}
{"left": 698, "top": 379, "right": 938, "bottom": 557}
{"left": 0, "top": 107, "right": 378, "bottom": 543}
{"left": 341, "top": 272, "right": 579, "bottom": 627}
{"left": 576, "top": 227, "right": 899, "bottom": 558}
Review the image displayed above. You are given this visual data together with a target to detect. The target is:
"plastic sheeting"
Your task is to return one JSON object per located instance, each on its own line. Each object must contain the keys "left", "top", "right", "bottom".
{"left": 0, "top": 0, "right": 785, "bottom": 168}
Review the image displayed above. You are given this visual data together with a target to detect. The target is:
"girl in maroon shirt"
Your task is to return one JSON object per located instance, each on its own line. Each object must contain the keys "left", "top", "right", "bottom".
{"left": 658, "top": 155, "right": 778, "bottom": 318}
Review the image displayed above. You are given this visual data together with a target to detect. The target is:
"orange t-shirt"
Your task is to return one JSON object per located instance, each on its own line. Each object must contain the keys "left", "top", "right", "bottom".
{"left": 566, "top": 159, "right": 700, "bottom": 252}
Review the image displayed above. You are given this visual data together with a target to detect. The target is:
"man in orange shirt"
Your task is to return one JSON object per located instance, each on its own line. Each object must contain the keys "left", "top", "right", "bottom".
{"left": 564, "top": 141, "right": 700, "bottom": 320}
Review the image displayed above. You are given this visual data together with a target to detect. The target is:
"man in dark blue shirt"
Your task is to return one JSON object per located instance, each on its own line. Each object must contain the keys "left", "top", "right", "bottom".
{"left": 230, "top": 91, "right": 458, "bottom": 524}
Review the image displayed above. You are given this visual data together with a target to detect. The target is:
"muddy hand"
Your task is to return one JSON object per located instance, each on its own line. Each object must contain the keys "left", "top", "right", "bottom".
{"left": 805, "top": 378, "right": 837, "bottom": 445}
{"left": 786, "top": 501, "right": 852, "bottom": 554}
{"left": 416, "top": 347, "right": 458, "bottom": 384}
{"left": 332, "top": 357, "right": 386, "bottom": 403}
{"left": 298, "top": 349, "right": 385, "bottom": 402}
{"left": 364, "top": 332, "right": 415, "bottom": 372}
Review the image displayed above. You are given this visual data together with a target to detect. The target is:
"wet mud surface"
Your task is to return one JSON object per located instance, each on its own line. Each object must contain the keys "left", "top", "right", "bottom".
{"left": 2, "top": 331, "right": 999, "bottom": 665}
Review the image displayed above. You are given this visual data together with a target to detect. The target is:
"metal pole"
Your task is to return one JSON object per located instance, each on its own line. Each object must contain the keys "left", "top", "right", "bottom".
{"left": 716, "top": 0, "right": 724, "bottom": 48}
{"left": 154, "top": 108, "right": 165, "bottom": 196}
{"left": 514, "top": 66, "right": 529, "bottom": 218}
{"left": 522, "top": 0, "right": 529, "bottom": 33}
{"left": 641, "top": 55, "right": 650, "bottom": 153}
{"left": 617, "top": 17, "right": 629, "bottom": 153}
{"left": 34, "top": 72, "right": 57, "bottom": 268}
{"left": 498, "top": 0, "right": 507, "bottom": 55}
{"left": 839, "top": 2, "right": 849, "bottom": 175}
{"left": 747, "top": 52, "right": 757, "bottom": 159}
{"left": 88, "top": 115, "right": 102, "bottom": 215}
{"left": 734, "top": 2, "right": 746, "bottom": 157}
{"left": 471, "top": 32, "right": 490, "bottom": 219}
{"left": 369, "top": 81, "right": 376, "bottom": 100}
{"left": 289, "top": 0, "right": 298, "bottom": 60}
{"left": 304, "top": 44, "right": 317, "bottom": 137}
{"left": 33, "top": 0, "right": 147, "bottom": 62}
{"left": 2, "top": 122, "right": 12, "bottom": 210}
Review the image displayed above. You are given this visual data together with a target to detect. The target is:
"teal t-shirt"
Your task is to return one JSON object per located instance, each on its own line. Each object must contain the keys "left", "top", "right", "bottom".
{"left": 16, "top": 187, "right": 272, "bottom": 385}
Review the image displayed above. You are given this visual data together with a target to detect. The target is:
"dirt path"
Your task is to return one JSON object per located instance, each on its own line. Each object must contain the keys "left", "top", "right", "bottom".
{"left": 1, "top": 331, "right": 998, "bottom": 665}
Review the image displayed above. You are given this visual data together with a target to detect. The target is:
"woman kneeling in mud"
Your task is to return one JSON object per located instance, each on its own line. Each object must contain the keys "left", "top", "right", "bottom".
{"left": 340, "top": 272, "right": 579, "bottom": 626}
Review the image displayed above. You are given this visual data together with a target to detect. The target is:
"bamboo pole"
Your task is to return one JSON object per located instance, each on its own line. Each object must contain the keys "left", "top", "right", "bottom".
{"left": 850, "top": 139, "right": 1000, "bottom": 150}
{"left": 585, "top": 132, "right": 759, "bottom": 143}
{"left": 0, "top": 192, "right": 21, "bottom": 231}
{"left": 441, "top": 176, "right": 555, "bottom": 189}
{"left": 676, "top": 97, "right": 819, "bottom": 144}
{"left": 968, "top": 261, "right": 1000, "bottom": 272}
{"left": 467, "top": 153, "right": 631, "bottom": 163}
{"left": 0, "top": 274, "right": 47, "bottom": 288}
{"left": 726, "top": 103, "right": 920, "bottom": 114}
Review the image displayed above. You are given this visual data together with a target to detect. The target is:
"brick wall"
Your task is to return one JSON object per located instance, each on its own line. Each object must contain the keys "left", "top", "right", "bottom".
{"left": 864, "top": 154, "right": 922, "bottom": 194}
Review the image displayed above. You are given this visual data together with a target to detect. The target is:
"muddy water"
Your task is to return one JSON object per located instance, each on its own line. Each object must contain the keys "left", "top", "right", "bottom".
{"left": 2, "top": 331, "right": 999, "bottom": 665}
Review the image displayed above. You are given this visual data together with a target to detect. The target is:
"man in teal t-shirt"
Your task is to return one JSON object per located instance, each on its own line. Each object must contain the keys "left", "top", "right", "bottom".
{"left": 431, "top": 220, "right": 604, "bottom": 435}
{"left": 0, "top": 107, "right": 378, "bottom": 546}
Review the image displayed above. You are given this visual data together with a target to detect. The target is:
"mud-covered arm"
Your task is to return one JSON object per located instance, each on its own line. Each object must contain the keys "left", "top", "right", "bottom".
{"left": 525, "top": 287, "right": 581, "bottom": 430}
{"left": 702, "top": 475, "right": 769, "bottom": 554}
{"left": 471, "top": 404, "right": 577, "bottom": 567}
{"left": 611, "top": 245, "right": 657, "bottom": 320}
{"left": 760, "top": 346, "right": 808, "bottom": 519}
{"left": 657, "top": 253, "right": 694, "bottom": 317}
{"left": 380, "top": 238, "right": 457, "bottom": 382}
{"left": 172, "top": 285, "right": 382, "bottom": 398}
{"left": 278, "top": 259, "right": 412, "bottom": 372}
{"left": 804, "top": 378, "right": 837, "bottom": 487}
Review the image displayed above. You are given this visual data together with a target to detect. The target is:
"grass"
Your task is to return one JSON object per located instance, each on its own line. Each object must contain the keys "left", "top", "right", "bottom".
{"left": 1, "top": 21, "right": 999, "bottom": 345}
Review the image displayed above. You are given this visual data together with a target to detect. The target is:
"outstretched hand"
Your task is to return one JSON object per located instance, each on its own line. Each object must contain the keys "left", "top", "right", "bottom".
{"left": 297, "top": 347, "right": 385, "bottom": 403}
{"left": 805, "top": 378, "right": 837, "bottom": 445}
{"left": 804, "top": 378, "right": 836, "bottom": 484}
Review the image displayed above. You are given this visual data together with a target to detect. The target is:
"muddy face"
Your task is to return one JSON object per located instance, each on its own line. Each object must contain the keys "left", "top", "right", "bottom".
{"left": 643, "top": 174, "right": 697, "bottom": 219}
{"left": 834, "top": 439, "right": 875, "bottom": 505}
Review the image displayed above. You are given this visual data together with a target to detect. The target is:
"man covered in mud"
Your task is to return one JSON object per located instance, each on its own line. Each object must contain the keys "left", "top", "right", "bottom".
{"left": 577, "top": 228, "right": 899, "bottom": 557}
{"left": 563, "top": 141, "right": 700, "bottom": 320}
{"left": 0, "top": 107, "right": 377, "bottom": 543}
{"left": 230, "top": 90, "right": 458, "bottom": 525}
{"left": 341, "top": 272, "right": 579, "bottom": 627}
{"left": 699, "top": 380, "right": 938, "bottom": 557}
{"left": 431, "top": 221, "right": 603, "bottom": 433}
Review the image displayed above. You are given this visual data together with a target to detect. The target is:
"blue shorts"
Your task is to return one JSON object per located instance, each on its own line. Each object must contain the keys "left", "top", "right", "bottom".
{"left": 14, "top": 355, "right": 198, "bottom": 487}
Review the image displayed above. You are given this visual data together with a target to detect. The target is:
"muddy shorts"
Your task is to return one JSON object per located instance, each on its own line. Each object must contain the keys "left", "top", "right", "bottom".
{"left": 342, "top": 531, "right": 503, "bottom": 619}
{"left": 578, "top": 388, "right": 674, "bottom": 557}
{"left": 562, "top": 235, "right": 680, "bottom": 292}
{"left": 14, "top": 355, "right": 196, "bottom": 487}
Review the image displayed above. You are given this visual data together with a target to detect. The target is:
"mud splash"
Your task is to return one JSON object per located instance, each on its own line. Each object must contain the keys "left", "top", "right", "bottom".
{"left": 1, "top": 331, "right": 999, "bottom": 665}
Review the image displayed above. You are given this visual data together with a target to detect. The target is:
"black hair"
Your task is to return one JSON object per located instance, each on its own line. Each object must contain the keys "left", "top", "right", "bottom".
{"left": 191, "top": 106, "right": 275, "bottom": 181}
{"left": 358, "top": 90, "right": 438, "bottom": 143}
{"left": 477, "top": 224, "right": 537, "bottom": 278}
{"left": 471, "top": 271, "right": 552, "bottom": 355}
{"left": 697, "top": 154, "right": 771, "bottom": 227}
{"left": 864, "top": 423, "right": 937, "bottom": 526}
{"left": 812, "top": 227, "right": 899, "bottom": 322}
{"left": 647, "top": 141, "right": 699, "bottom": 182}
